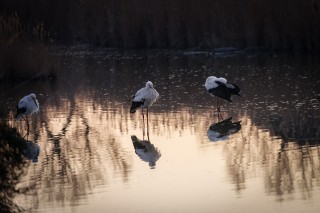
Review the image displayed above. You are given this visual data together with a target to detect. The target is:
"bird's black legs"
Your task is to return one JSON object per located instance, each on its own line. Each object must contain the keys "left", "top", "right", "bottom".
{"left": 26, "top": 116, "right": 30, "bottom": 133}
{"left": 22, "top": 116, "right": 30, "bottom": 134}
{"left": 142, "top": 109, "right": 145, "bottom": 123}
{"left": 20, "top": 116, "right": 30, "bottom": 138}
{"left": 141, "top": 108, "right": 150, "bottom": 140}
{"left": 147, "top": 108, "right": 149, "bottom": 131}
{"left": 146, "top": 108, "right": 150, "bottom": 141}
{"left": 142, "top": 109, "right": 145, "bottom": 137}
{"left": 216, "top": 99, "right": 222, "bottom": 112}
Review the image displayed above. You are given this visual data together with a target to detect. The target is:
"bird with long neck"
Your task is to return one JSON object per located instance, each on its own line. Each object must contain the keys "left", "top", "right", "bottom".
{"left": 130, "top": 81, "right": 159, "bottom": 134}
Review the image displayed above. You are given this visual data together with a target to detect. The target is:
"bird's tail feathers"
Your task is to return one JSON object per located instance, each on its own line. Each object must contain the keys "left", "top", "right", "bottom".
{"left": 130, "top": 101, "right": 144, "bottom": 113}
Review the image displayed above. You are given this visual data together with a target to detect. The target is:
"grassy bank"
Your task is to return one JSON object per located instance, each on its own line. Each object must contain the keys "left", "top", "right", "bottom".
{"left": 1, "top": 0, "right": 320, "bottom": 51}
{"left": 0, "top": 118, "right": 28, "bottom": 213}
{"left": 0, "top": 13, "right": 58, "bottom": 80}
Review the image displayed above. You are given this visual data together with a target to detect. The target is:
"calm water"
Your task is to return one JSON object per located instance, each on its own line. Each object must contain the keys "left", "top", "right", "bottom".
{"left": 1, "top": 48, "right": 320, "bottom": 213}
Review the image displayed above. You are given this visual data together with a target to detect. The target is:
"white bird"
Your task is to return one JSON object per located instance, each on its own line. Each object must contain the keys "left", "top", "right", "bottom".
{"left": 130, "top": 81, "right": 159, "bottom": 123}
{"left": 15, "top": 93, "right": 39, "bottom": 131}
{"left": 131, "top": 135, "right": 161, "bottom": 168}
{"left": 205, "top": 76, "right": 240, "bottom": 111}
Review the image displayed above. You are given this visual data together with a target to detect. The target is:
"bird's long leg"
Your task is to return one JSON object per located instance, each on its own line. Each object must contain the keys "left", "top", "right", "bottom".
{"left": 216, "top": 99, "right": 221, "bottom": 112}
{"left": 218, "top": 99, "right": 223, "bottom": 112}
{"left": 26, "top": 116, "right": 30, "bottom": 134}
{"left": 142, "top": 109, "right": 145, "bottom": 137}
{"left": 146, "top": 107, "right": 149, "bottom": 133}
{"left": 146, "top": 108, "right": 150, "bottom": 141}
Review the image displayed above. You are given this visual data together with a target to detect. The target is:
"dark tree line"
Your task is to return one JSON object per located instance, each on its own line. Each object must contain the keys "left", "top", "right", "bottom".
{"left": 1, "top": 0, "right": 320, "bottom": 51}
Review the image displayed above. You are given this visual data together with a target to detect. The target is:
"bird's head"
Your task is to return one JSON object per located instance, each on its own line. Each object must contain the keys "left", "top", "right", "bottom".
{"left": 30, "top": 93, "right": 36, "bottom": 99}
{"left": 146, "top": 81, "right": 154, "bottom": 88}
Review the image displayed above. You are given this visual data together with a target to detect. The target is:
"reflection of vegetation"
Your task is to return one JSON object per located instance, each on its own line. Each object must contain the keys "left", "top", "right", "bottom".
{"left": 0, "top": 122, "right": 28, "bottom": 213}
{"left": 265, "top": 144, "right": 320, "bottom": 202}
{"left": 269, "top": 115, "right": 320, "bottom": 146}
{"left": 223, "top": 116, "right": 320, "bottom": 201}
{"left": 17, "top": 94, "right": 132, "bottom": 209}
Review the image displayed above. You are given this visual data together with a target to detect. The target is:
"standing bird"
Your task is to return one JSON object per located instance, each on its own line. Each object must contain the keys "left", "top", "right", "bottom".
{"left": 205, "top": 76, "right": 240, "bottom": 111}
{"left": 15, "top": 93, "right": 39, "bottom": 132}
{"left": 130, "top": 81, "right": 159, "bottom": 131}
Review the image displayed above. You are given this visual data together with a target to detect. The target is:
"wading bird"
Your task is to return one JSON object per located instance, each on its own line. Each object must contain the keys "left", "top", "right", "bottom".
{"left": 130, "top": 81, "right": 159, "bottom": 132}
{"left": 15, "top": 93, "right": 39, "bottom": 132}
{"left": 205, "top": 76, "right": 240, "bottom": 111}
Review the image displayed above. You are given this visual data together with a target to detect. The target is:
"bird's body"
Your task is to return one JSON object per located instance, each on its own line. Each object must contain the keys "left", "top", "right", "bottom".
{"left": 205, "top": 76, "right": 240, "bottom": 111}
{"left": 205, "top": 76, "right": 241, "bottom": 101}
{"left": 15, "top": 93, "right": 39, "bottom": 120}
{"left": 130, "top": 81, "right": 159, "bottom": 113}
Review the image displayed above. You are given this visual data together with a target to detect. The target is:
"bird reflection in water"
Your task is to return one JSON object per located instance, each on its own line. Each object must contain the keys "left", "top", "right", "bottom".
{"left": 131, "top": 135, "right": 161, "bottom": 169}
{"left": 22, "top": 141, "right": 40, "bottom": 163}
{"left": 207, "top": 114, "right": 241, "bottom": 142}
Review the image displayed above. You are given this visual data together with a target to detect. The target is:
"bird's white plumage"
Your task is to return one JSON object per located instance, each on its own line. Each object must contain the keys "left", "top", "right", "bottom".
{"left": 205, "top": 76, "right": 218, "bottom": 90}
{"left": 205, "top": 76, "right": 232, "bottom": 91}
{"left": 216, "top": 77, "right": 227, "bottom": 84}
{"left": 205, "top": 76, "right": 238, "bottom": 92}
{"left": 16, "top": 93, "right": 39, "bottom": 120}
{"left": 132, "top": 81, "right": 159, "bottom": 109}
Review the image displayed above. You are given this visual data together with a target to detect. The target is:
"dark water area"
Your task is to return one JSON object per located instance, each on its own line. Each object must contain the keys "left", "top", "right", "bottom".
{"left": 0, "top": 47, "right": 320, "bottom": 212}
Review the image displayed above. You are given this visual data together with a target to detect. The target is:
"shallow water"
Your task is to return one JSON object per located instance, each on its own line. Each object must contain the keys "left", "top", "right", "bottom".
{"left": 1, "top": 48, "right": 320, "bottom": 213}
